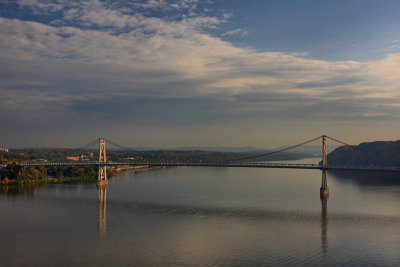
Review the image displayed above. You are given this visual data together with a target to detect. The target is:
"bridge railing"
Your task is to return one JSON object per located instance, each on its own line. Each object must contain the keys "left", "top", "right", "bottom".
{"left": 18, "top": 161, "right": 400, "bottom": 172}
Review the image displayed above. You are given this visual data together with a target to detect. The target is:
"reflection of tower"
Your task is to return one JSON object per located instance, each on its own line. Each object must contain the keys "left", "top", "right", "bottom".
{"left": 98, "top": 183, "right": 108, "bottom": 236}
{"left": 320, "top": 194, "right": 328, "bottom": 252}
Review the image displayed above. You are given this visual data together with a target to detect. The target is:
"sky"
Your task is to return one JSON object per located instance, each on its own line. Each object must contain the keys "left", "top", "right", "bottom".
{"left": 1, "top": 0, "right": 400, "bottom": 148}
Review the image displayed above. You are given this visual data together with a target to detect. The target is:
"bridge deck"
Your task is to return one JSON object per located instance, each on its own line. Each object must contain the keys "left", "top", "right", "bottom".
{"left": 18, "top": 161, "right": 400, "bottom": 172}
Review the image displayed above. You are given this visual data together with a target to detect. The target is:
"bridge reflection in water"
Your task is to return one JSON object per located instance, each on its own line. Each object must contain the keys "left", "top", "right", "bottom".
{"left": 320, "top": 192, "right": 328, "bottom": 252}
{"left": 98, "top": 183, "right": 108, "bottom": 236}
{"left": 93, "top": 173, "right": 331, "bottom": 253}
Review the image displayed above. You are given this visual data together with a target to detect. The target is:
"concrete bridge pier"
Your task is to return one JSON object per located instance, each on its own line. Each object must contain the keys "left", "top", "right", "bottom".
{"left": 97, "top": 166, "right": 108, "bottom": 186}
{"left": 320, "top": 170, "right": 329, "bottom": 197}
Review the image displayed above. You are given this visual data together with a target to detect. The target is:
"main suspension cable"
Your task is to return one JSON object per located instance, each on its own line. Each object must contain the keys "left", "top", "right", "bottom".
{"left": 222, "top": 135, "right": 323, "bottom": 163}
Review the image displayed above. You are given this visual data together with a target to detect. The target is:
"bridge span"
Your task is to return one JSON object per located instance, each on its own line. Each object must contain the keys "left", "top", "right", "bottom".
{"left": 17, "top": 135, "right": 400, "bottom": 197}
{"left": 20, "top": 161, "right": 400, "bottom": 172}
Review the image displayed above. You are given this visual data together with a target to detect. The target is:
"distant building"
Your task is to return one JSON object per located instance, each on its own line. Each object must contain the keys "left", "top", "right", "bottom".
{"left": 80, "top": 155, "right": 90, "bottom": 161}
{"left": 66, "top": 154, "right": 92, "bottom": 161}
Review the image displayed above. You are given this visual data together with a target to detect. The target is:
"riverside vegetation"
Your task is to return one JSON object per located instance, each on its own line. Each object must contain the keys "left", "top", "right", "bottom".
{"left": 0, "top": 148, "right": 261, "bottom": 185}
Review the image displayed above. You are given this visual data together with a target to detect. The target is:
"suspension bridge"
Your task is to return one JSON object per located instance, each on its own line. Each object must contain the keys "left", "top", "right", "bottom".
{"left": 18, "top": 135, "right": 400, "bottom": 197}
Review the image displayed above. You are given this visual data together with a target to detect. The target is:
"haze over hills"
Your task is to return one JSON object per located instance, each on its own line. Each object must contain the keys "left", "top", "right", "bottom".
{"left": 160, "top": 147, "right": 270, "bottom": 153}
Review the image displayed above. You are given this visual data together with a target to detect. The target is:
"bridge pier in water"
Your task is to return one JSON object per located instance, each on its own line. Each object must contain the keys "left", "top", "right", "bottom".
{"left": 97, "top": 138, "right": 108, "bottom": 187}
{"left": 320, "top": 135, "right": 329, "bottom": 197}
{"left": 320, "top": 170, "right": 329, "bottom": 197}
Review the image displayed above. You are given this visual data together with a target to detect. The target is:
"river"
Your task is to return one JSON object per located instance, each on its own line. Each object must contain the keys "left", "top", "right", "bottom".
{"left": 1, "top": 167, "right": 400, "bottom": 266}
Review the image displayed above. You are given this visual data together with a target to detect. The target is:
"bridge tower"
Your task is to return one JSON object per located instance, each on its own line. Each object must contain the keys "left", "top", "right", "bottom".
{"left": 320, "top": 135, "right": 329, "bottom": 197}
{"left": 97, "top": 138, "right": 108, "bottom": 187}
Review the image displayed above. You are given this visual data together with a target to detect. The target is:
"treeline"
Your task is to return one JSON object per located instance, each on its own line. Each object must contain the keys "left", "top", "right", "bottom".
{"left": 107, "top": 150, "right": 303, "bottom": 163}
{"left": 1, "top": 148, "right": 303, "bottom": 164}
{"left": 0, "top": 147, "right": 306, "bottom": 182}
{"left": 0, "top": 163, "right": 113, "bottom": 182}
{"left": 0, "top": 148, "right": 88, "bottom": 163}
{"left": 1, "top": 147, "right": 309, "bottom": 166}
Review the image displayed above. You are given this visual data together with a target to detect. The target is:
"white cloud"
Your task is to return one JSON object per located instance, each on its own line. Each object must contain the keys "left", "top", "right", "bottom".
{"left": 1, "top": 6, "right": 399, "bottom": 100}
{"left": 132, "top": 0, "right": 200, "bottom": 11}
{"left": 221, "top": 28, "right": 248, "bottom": 37}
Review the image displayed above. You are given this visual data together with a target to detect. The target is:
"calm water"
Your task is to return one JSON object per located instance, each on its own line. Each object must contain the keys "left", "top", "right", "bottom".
{"left": 1, "top": 167, "right": 400, "bottom": 266}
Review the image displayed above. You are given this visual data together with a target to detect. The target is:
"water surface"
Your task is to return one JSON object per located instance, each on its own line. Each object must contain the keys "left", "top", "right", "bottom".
{"left": 1, "top": 167, "right": 400, "bottom": 266}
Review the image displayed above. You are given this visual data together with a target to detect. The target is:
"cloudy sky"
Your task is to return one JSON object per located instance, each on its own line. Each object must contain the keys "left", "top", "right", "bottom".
{"left": 1, "top": 0, "right": 400, "bottom": 148}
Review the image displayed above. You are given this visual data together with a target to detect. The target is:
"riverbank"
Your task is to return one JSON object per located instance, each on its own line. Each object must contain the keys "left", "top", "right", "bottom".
{"left": 114, "top": 165, "right": 150, "bottom": 173}
{"left": 0, "top": 165, "right": 157, "bottom": 194}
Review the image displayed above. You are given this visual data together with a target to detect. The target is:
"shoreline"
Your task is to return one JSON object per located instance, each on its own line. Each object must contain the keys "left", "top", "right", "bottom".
{"left": 0, "top": 165, "right": 164, "bottom": 193}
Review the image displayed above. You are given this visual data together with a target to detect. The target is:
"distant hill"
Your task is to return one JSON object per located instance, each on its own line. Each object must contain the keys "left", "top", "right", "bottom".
{"left": 171, "top": 147, "right": 270, "bottom": 153}
{"left": 327, "top": 140, "right": 400, "bottom": 167}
